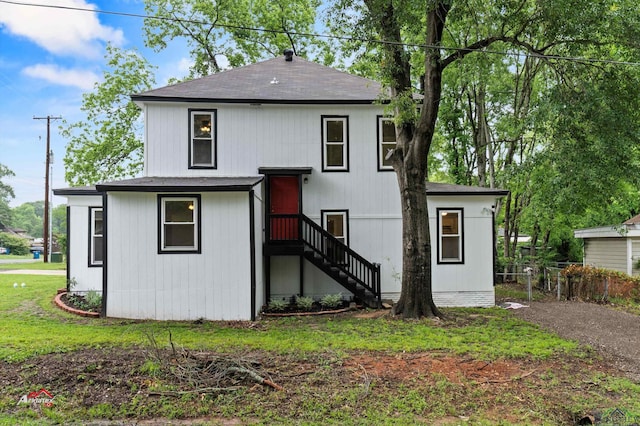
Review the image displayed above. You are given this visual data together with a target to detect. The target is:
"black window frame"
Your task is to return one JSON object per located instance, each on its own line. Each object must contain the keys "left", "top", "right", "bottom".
{"left": 321, "top": 115, "right": 349, "bottom": 172}
{"left": 437, "top": 207, "right": 464, "bottom": 264}
{"left": 188, "top": 109, "right": 217, "bottom": 169}
{"left": 88, "top": 206, "right": 103, "bottom": 267}
{"left": 376, "top": 116, "right": 397, "bottom": 171}
{"left": 157, "top": 194, "right": 202, "bottom": 254}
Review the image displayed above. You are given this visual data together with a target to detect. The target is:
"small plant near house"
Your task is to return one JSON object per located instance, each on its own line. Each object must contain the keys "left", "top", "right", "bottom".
{"left": 66, "top": 290, "right": 102, "bottom": 313}
{"left": 295, "top": 296, "right": 314, "bottom": 311}
{"left": 67, "top": 277, "right": 78, "bottom": 290}
{"left": 267, "top": 298, "right": 288, "bottom": 312}
{"left": 320, "top": 293, "right": 343, "bottom": 309}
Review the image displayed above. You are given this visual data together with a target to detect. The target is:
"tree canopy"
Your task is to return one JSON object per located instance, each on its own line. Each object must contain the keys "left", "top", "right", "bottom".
{"left": 0, "top": 164, "right": 15, "bottom": 226}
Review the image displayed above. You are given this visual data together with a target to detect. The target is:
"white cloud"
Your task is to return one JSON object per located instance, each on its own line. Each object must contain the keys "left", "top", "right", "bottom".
{"left": 0, "top": 0, "right": 124, "bottom": 58}
{"left": 22, "top": 64, "right": 100, "bottom": 90}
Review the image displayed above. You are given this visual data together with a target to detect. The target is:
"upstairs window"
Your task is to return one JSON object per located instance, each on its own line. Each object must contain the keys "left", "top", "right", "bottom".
{"left": 437, "top": 208, "right": 464, "bottom": 264}
{"left": 159, "top": 195, "right": 200, "bottom": 253}
{"left": 189, "top": 110, "right": 216, "bottom": 168}
{"left": 322, "top": 116, "right": 349, "bottom": 171}
{"left": 377, "top": 117, "right": 397, "bottom": 171}
{"left": 89, "top": 207, "right": 103, "bottom": 266}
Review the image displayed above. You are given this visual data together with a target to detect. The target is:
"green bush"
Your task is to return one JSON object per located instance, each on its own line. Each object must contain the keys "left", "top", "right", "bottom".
{"left": 267, "top": 299, "right": 288, "bottom": 312}
{"left": 295, "top": 296, "right": 314, "bottom": 310}
{"left": 0, "top": 232, "right": 30, "bottom": 255}
{"left": 320, "top": 293, "right": 343, "bottom": 309}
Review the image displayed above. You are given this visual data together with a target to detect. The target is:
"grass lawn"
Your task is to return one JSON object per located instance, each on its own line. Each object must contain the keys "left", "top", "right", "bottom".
{"left": 0, "top": 259, "right": 66, "bottom": 270}
{"left": 0, "top": 273, "right": 638, "bottom": 425}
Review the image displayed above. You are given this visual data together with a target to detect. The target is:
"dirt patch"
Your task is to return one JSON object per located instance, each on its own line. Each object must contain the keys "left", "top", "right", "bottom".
{"left": 0, "top": 345, "right": 625, "bottom": 424}
{"left": 509, "top": 300, "right": 640, "bottom": 382}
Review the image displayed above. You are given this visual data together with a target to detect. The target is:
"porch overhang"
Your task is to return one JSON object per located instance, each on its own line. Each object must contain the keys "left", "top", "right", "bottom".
{"left": 258, "top": 167, "right": 312, "bottom": 176}
{"left": 95, "top": 176, "right": 263, "bottom": 192}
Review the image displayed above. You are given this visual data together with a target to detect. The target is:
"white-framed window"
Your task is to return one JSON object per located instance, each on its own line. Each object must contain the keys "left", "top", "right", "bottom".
{"left": 322, "top": 116, "right": 349, "bottom": 171}
{"left": 322, "top": 210, "right": 348, "bottom": 263}
{"left": 189, "top": 110, "right": 216, "bottom": 168}
{"left": 377, "top": 116, "right": 397, "bottom": 171}
{"left": 89, "top": 207, "right": 103, "bottom": 266}
{"left": 159, "top": 195, "right": 200, "bottom": 253}
{"left": 437, "top": 208, "right": 464, "bottom": 264}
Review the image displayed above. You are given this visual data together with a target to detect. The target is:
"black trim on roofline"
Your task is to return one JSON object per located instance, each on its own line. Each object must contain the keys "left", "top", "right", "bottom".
{"left": 97, "top": 184, "right": 261, "bottom": 192}
{"left": 258, "top": 167, "right": 312, "bottom": 175}
{"left": 53, "top": 187, "right": 99, "bottom": 196}
{"left": 426, "top": 189, "right": 510, "bottom": 196}
{"left": 131, "top": 96, "right": 386, "bottom": 105}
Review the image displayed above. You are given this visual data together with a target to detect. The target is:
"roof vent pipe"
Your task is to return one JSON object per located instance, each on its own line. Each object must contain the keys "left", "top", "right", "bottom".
{"left": 283, "top": 49, "right": 294, "bottom": 61}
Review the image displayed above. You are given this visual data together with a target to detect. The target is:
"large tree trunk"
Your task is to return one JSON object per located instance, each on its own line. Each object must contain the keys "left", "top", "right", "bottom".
{"left": 392, "top": 157, "right": 442, "bottom": 318}
{"left": 388, "top": 3, "right": 450, "bottom": 318}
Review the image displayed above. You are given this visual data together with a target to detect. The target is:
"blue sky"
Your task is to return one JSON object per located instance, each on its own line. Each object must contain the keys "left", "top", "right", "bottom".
{"left": 0, "top": 0, "right": 192, "bottom": 207}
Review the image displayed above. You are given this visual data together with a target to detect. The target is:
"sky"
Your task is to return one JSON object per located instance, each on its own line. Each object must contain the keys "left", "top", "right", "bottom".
{"left": 0, "top": 0, "right": 193, "bottom": 207}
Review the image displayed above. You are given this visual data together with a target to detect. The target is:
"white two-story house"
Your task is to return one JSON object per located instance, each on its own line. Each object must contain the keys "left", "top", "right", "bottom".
{"left": 55, "top": 51, "right": 507, "bottom": 321}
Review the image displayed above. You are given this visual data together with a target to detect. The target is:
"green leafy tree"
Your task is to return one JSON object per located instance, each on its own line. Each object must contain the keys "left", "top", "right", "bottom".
{"left": 60, "top": 45, "right": 156, "bottom": 185}
{"left": 0, "top": 164, "right": 15, "bottom": 226}
{"left": 144, "top": 0, "right": 327, "bottom": 77}
{"left": 52, "top": 204, "right": 67, "bottom": 237}
{"left": 0, "top": 232, "right": 29, "bottom": 255}
{"left": 11, "top": 203, "right": 42, "bottom": 238}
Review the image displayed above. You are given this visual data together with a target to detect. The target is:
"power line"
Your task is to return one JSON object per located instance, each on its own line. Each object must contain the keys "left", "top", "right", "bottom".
{"left": 1, "top": 0, "right": 640, "bottom": 67}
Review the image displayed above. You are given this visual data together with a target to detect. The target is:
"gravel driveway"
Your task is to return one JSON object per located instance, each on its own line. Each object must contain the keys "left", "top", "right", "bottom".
{"left": 511, "top": 301, "right": 640, "bottom": 382}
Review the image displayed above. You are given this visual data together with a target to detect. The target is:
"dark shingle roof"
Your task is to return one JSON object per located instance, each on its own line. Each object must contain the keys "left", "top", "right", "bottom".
{"left": 131, "top": 56, "right": 384, "bottom": 105}
{"left": 53, "top": 186, "right": 99, "bottom": 196}
{"left": 96, "top": 176, "right": 263, "bottom": 192}
{"left": 426, "top": 182, "right": 509, "bottom": 196}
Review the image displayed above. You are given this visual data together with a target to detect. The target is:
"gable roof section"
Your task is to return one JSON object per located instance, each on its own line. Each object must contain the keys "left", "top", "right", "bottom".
{"left": 131, "top": 56, "right": 384, "bottom": 105}
{"left": 623, "top": 214, "right": 640, "bottom": 225}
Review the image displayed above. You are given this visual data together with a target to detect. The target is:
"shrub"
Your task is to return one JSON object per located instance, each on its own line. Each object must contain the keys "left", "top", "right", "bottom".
{"left": 320, "top": 293, "right": 343, "bottom": 309}
{"left": 295, "top": 296, "right": 314, "bottom": 311}
{"left": 0, "top": 232, "right": 30, "bottom": 255}
{"left": 85, "top": 290, "right": 102, "bottom": 310}
{"left": 562, "top": 264, "right": 640, "bottom": 302}
{"left": 268, "top": 299, "right": 288, "bottom": 312}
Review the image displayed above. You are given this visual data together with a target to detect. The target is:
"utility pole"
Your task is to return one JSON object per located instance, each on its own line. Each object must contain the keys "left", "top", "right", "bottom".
{"left": 33, "top": 115, "right": 61, "bottom": 263}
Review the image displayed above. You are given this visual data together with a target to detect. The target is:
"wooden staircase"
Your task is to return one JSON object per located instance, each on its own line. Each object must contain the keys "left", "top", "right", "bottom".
{"left": 267, "top": 214, "right": 382, "bottom": 307}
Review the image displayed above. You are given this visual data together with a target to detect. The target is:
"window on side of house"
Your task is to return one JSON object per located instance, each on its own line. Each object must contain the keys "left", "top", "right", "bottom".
{"left": 322, "top": 116, "right": 348, "bottom": 171}
{"left": 322, "top": 210, "right": 348, "bottom": 263}
{"left": 377, "top": 116, "right": 397, "bottom": 171}
{"left": 159, "top": 195, "right": 200, "bottom": 253}
{"left": 189, "top": 110, "right": 216, "bottom": 168}
{"left": 438, "top": 208, "right": 464, "bottom": 264}
{"left": 89, "top": 207, "right": 103, "bottom": 266}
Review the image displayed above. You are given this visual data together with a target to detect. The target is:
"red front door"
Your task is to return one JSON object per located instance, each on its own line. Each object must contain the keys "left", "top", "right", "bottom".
{"left": 269, "top": 176, "right": 300, "bottom": 240}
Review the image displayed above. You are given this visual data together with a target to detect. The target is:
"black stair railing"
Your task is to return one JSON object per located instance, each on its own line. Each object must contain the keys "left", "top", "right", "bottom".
{"left": 268, "top": 213, "right": 381, "bottom": 303}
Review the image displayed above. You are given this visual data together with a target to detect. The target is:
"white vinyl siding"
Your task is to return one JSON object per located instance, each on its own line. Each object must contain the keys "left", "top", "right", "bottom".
{"left": 584, "top": 238, "right": 628, "bottom": 274}
{"left": 66, "top": 195, "right": 103, "bottom": 295}
{"left": 106, "top": 192, "right": 256, "bottom": 320}
{"left": 141, "top": 102, "right": 499, "bottom": 308}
